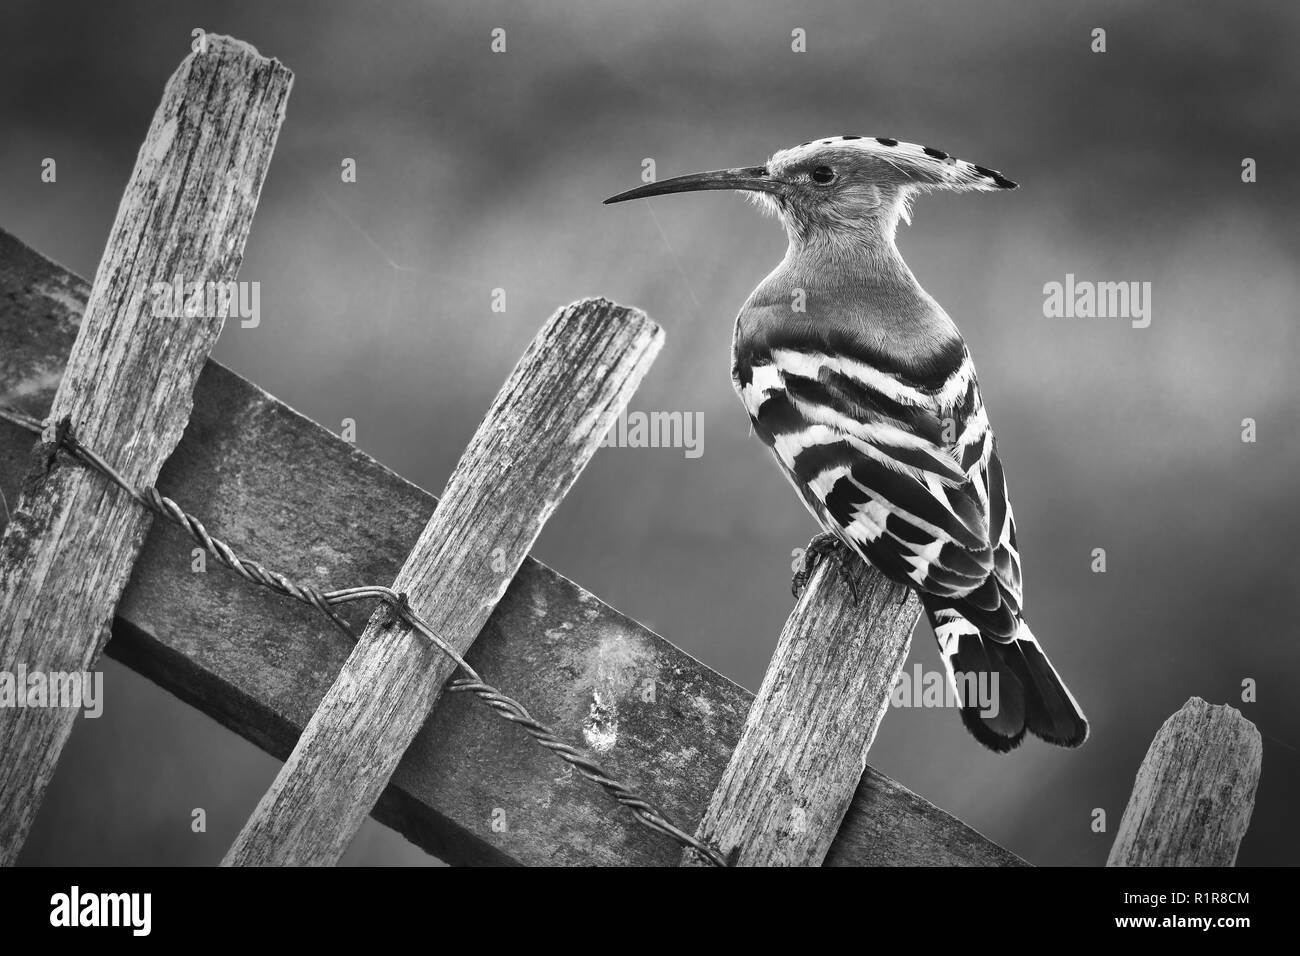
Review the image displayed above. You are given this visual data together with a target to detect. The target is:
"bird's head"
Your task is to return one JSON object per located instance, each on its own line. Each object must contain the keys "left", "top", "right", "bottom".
{"left": 605, "top": 135, "right": 1017, "bottom": 251}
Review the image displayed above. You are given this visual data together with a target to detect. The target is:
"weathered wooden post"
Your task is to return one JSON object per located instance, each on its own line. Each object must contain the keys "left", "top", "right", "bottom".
{"left": 0, "top": 36, "right": 291, "bottom": 865}
{"left": 1107, "top": 696, "right": 1262, "bottom": 866}
{"left": 223, "top": 298, "right": 663, "bottom": 865}
{"left": 683, "top": 554, "right": 921, "bottom": 866}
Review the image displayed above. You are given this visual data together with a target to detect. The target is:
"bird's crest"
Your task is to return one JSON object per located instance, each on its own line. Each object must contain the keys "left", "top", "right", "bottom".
{"left": 770, "top": 135, "right": 1017, "bottom": 193}
{"left": 748, "top": 135, "right": 1018, "bottom": 242}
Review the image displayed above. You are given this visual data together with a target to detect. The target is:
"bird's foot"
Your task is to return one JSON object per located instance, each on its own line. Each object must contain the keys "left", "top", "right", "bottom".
{"left": 792, "top": 531, "right": 860, "bottom": 604}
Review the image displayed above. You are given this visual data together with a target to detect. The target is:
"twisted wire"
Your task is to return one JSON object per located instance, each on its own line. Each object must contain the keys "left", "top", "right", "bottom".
{"left": 0, "top": 405, "right": 726, "bottom": 867}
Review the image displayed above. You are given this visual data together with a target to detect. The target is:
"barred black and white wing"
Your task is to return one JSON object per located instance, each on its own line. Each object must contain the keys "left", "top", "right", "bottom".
{"left": 736, "top": 333, "right": 1019, "bottom": 634}
{"left": 733, "top": 325, "right": 1086, "bottom": 750}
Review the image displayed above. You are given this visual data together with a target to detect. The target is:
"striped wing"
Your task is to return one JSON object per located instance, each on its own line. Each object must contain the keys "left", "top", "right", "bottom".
{"left": 736, "top": 341, "right": 1023, "bottom": 639}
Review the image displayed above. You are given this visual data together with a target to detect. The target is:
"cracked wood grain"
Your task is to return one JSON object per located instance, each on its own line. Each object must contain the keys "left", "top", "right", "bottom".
{"left": 683, "top": 561, "right": 920, "bottom": 866}
{"left": 1107, "top": 697, "right": 1261, "bottom": 867}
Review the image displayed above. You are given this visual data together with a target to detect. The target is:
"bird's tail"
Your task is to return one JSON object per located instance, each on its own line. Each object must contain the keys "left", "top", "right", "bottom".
{"left": 925, "top": 604, "right": 1089, "bottom": 752}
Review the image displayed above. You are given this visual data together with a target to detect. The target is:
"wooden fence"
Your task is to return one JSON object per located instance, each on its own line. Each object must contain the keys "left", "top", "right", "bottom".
{"left": 0, "top": 35, "right": 1264, "bottom": 867}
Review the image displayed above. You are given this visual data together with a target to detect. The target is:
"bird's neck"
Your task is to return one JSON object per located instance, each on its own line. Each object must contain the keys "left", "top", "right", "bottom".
{"left": 776, "top": 219, "right": 944, "bottom": 320}
{"left": 737, "top": 223, "right": 962, "bottom": 363}
{"left": 785, "top": 226, "right": 917, "bottom": 288}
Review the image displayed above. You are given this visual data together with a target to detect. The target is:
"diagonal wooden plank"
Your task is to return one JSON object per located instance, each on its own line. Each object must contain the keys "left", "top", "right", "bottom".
{"left": 223, "top": 298, "right": 664, "bottom": 865}
{"left": 0, "top": 228, "right": 1023, "bottom": 867}
{"left": 0, "top": 38, "right": 291, "bottom": 864}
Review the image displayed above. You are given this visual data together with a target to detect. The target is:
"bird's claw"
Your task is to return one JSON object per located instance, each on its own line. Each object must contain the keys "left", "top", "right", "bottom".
{"left": 792, "top": 531, "right": 860, "bottom": 604}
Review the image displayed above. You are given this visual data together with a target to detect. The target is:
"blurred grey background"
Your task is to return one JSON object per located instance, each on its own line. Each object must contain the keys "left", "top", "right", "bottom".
{"left": 2, "top": 0, "right": 1297, "bottom": 866}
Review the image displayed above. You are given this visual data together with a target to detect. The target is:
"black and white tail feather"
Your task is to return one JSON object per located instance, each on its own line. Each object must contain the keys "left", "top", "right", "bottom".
{"left": 930, "top": 608, "right": 1088, "bottom": 751}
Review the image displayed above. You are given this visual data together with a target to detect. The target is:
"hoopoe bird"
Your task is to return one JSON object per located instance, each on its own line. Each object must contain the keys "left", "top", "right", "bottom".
{"left": 606, "top": 135, "right": 1088, "bottom": 751}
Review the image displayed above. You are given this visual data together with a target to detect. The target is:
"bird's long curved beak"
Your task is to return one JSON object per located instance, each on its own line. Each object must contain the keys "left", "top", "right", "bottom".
{"left": 603, "top": 166, "right": 780, "bottom": 204}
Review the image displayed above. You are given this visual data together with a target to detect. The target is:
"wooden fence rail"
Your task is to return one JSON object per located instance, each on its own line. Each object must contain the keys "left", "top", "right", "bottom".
{"left": 0, "top": 227, "right": 1021, "bottom": 866}
{"left": 0, "top": 37, "right": 291, "bottom": 865}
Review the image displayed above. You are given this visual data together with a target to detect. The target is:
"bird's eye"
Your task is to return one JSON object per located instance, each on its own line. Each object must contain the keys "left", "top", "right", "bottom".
{"left": 810, "top": 166, "right": 836, "bottom": 184}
